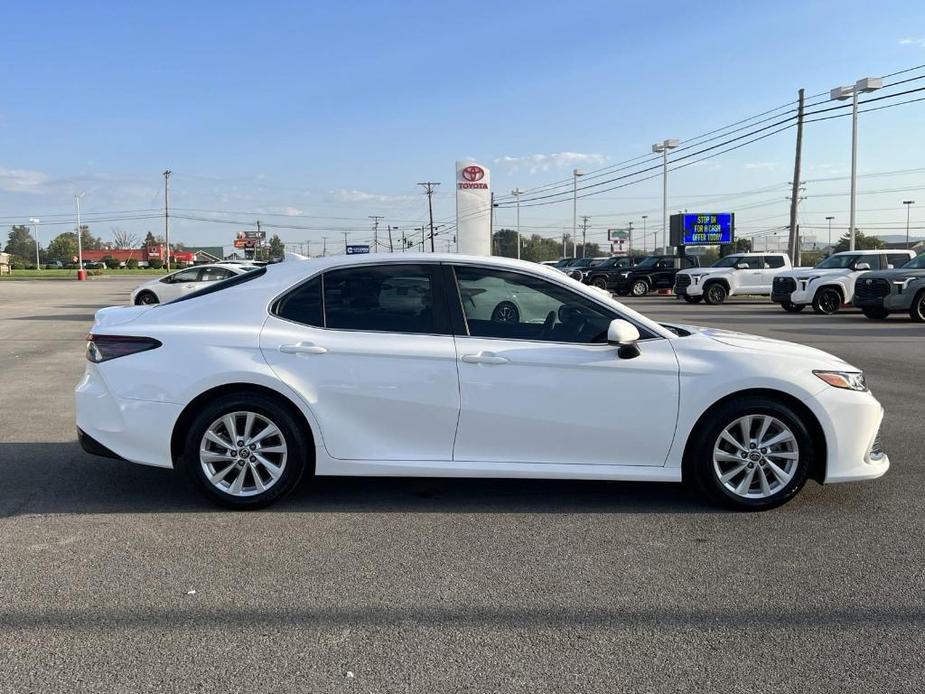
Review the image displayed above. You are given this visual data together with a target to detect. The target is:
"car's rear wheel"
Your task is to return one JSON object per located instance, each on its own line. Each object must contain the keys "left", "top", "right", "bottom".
{"left": 631, "top": 279, "right": 650, "bottom": 297}
{"left": 812, "top": 287, "right": 842, "bottom": 315}
{"left": 681, "top": 294, "right": 702, "bottom": 304}
{"left": 781, "top": 301, "right": 804, "bottom": 313}
{"left": 135, "top": 291, "right": 158, "bottom": 305}
{"left": 591, "top": 276, "right": 608, "bottom": 290}
{"left": 686, "top": 396, "right": 813, "bottom": 511}
{"left": 182, "top": 393, "right": 309, "bottom": 509}
{"left": 703, "top": 283, "right": 728, "bottom": 305}
{"left": 862, "top": 307, "right": 889, "bottom": 320}
{"left": 910, "top": 290, "right": 925, "bottom": 323}
{"left": 490, "top": 301, "right": 520, "bottom": 323}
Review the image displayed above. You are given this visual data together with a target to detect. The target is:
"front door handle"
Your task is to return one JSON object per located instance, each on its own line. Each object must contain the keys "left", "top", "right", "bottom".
{"left": 280, "top": 342, "right": 327, "bottom": 355}
{"left": 461, "top": 351, "right": 509, "bottom": 365}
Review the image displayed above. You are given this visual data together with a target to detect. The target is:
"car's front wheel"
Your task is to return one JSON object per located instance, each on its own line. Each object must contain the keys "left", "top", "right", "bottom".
{"left": 182, "top": 393, "right": 310, "bottom": 509}
{"left": 812, "top": 287, "right": 842, "bottom": 315}
{"left": 591, "top": 276, "right": 609, "bottom": 290}
{"left": 687, "top": 396, "right": 813, "bottom": 510}
{"left": 135, "top": 291, "right": 159, "bottom": 305}
{"left": 910, "top": 290, "right": 925, "bottom": 323}
{"left": 703, "top": 283, "right": 728, "bottom": 305}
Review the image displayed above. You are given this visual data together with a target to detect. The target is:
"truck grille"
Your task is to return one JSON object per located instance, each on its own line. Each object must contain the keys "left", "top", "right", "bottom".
{"left": 674, "top": 275, "right": 692, "bottom": 290}
{"left": 854, "top": 278, "right": 891, "bottom": 299}
{"left": 773, "top": 277, "right": 797, "bottom": 294}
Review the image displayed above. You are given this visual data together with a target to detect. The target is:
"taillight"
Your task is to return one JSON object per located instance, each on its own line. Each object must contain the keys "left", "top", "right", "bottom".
{"left": 86, "top": 334, "right": 162, "bottom": 363}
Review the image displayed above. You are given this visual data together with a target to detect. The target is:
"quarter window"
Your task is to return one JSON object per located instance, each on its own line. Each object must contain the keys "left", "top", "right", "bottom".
{"left": 275, "top": 276, "right": 323, "bottom": 327}
{"left": 452, "top": 265, "right": 617, "bottom": 343}
{"left": 764, "top": 255, "right": 786, "bottom": 269}
{"left": 199, "top": 267, "right": 233, "bottom": 282}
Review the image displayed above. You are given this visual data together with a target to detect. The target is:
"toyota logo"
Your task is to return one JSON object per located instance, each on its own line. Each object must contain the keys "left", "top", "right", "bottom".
{"left": 461, "top": 165, "right": 484, "bottom": 182}
{"left": 866, "top": 279, "right": 872, "bottom": 284}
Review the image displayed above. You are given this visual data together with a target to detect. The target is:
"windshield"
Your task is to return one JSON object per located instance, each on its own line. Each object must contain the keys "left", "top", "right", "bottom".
{"left": 553, "top": 259, "right": 573, "bottom": 268}
{"left": 901, "top": 253, "right": 925, "bottom": 269}
{"left": 712, "top": 256, "right": 745, "bottom": 268}
{"left": 816, "top": 254, "right": 860, "bottom": 269}
{"left": 570, "top": 258, "right": 594, "bottom": 268}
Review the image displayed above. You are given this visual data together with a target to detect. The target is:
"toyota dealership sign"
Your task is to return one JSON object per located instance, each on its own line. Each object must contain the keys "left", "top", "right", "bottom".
{"left": 455, "top": 161, "right": 491, "bottom": 256}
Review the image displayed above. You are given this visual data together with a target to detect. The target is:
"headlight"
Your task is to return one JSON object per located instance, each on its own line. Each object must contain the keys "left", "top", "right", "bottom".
{"left": 693, "top": 275, "right": 701, "bottom": 284}
{"left": 893, "top": 277, "right": 918, "bottom": 289}
{"left": 620, "top": 272, "right": 630, "bottom": 278}
{"left": 813, "top": 370, "right": 868, "bottom": 392}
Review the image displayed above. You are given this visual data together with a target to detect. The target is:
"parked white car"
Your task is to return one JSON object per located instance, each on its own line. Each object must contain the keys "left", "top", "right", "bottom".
{"left": 130, "top": 264, "right": 256, "bottom": 305}
{"left": 771, "top": 249, "right": 916, "bottom": 314}
{"left": 78, "top": 254, "right": 888, "bottom": 511}
{"left": 674, "top": 252, "right": 792, "bottom": 304}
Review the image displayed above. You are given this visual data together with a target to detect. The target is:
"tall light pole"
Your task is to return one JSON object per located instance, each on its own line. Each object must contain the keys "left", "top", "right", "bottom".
{"left": 903, "top": 201, "right": 915, "bottom": 249}
{"left": 511, "top": 188, "right": 523, "bottom": 260}
{"left": 831, "top": 78, "right": 882, "bottom": 250}
{"left": 571, "top": 170, "right": 584, "bottom": 258}
{"left": 652, "top": 139, "right": 679, "bottom": 253}
{"left": 163, "top": 170, "right": 172, "bottom": 270}
{"left": 74, "top": 193, "right": 86, "bottom": 279}
{"left": 29, "top": 218, "right": 41, "bottom": 270}
{"left": 641, "top": 215, "right": 648, "bottom": 254}
{"left": 825, "top": 216, "right": 835, "bottom": 249}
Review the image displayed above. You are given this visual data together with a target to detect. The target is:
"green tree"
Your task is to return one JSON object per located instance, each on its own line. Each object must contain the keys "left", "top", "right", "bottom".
{"left": 78, "top": 225, "right": 103, "bottom": 251}
{"left": 833, "top": 229, "right": 884, "bottom": 253}
{"left": 46, "top": 232, "right": 79, "bottom": 262}
{"left": 5, "top": 225, "right": 36, "bottom": 263}
{"left": 268, "top": 234, "right": 285, "bottom": 259}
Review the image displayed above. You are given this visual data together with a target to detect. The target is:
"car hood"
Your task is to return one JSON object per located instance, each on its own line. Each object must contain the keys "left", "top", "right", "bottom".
{"left": 681, "top": 267, "right": 730, "bottom": 278}
{"left": 859, "top": 268, "right": 925, "bottom": 280}
{"left": 668, "top": 323, "right": 852, "bottom": 370}
{"left": 776, "top": 267, "right": 848, "bottom": 281}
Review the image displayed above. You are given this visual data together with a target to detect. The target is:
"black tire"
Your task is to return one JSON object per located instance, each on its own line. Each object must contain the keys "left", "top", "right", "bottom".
{"left": 181, "top": 393, "right": 310, "bottom": 509}
{"left": 685, "top": 396, "right": 813, "bottom": 511}
{"left": 490, "top": 301, "right": 520, "bottom": 323}
{"left": 703, "top": 283, "right": 728, "bottom": 305}
{"left": 812, "top": 287, "right": 842, "bottom": 315}
{"left": 630, "top": 279, "right": 650, "bottom": 297}
{"left": 862, "top": 307, "right": 890, "bottom": 320}
{"left": 781, "top": 301, "right": 805, "bottom": 313}
{"left": 910, "top": 290, "right": 925, "bottom": 323}
{"left": 591, "top": 276, "right": 609, "bottom": 290}
{"left": 135, "top": 291, "right": 159, "bottom": 305}
{"left": 681, "top": 294, "right": 703, "bottom": 304}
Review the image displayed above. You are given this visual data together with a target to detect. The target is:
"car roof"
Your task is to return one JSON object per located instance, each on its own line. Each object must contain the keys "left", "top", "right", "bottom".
{"left": 832, "top": 249, "right": 904, "bottom": 256}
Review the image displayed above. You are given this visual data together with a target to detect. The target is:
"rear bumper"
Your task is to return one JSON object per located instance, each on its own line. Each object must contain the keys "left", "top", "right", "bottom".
{"left": 75, "top": 366, "right": 181, "bottom": 469}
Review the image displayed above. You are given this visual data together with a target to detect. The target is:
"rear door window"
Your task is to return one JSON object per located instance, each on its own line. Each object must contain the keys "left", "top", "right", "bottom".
{"left": 887, "top": 253, "right": 911, "bottom": 269}
{"left": 764, "top": 255, "right": 786, "bottom": 269}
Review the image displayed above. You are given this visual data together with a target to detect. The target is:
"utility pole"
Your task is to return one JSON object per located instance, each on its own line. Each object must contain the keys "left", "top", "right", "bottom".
{"left": 163, "top": 170, "right": 172, "bottom": 270}
{"left": 627, "top": 221, "right": 634, "bottom": 256}
{"left": 401, "top": 229, "right": 407, "bottom": 253}
{"left": 786, "top": 185, "right": 806, "bottom": 265}
{"left": 417, "top": 182, "right": 440, "bottom": 252}
{"left": 572, "top": 169, "right": 585, "bottom": 257}
{"left": 787, "top": 89, "right": 805, "bottom": 265}
{"left": 652, "top": 139, "right": 679, "bottom": 253}
{"left": 579, "top": 216, "right": 591, "bottom": 258}
{"left": 903, "top": 201, "right": 916, "bottom": 249}
{"left": 368, "top": 215, "right": 383, "bottom": 253}
{"left": 641, "top": 215, "right": 647, "bottom": 254}
{"left": 512, "top": 188, "right": 523, "bottom": 260}
{"left": 387, "top": 225, "right": 394, "bottom": 253}
{"left": 256, "top": 220, "right": 262, "bottom": 261}
{"left": 825, "top": 216, "right": 835, "bottom": 249}
{"left": 74, "top": 193, "right": 85, "bottom": 279}
{"left": 29, "top": 218, "right": 41, "bottom": 270}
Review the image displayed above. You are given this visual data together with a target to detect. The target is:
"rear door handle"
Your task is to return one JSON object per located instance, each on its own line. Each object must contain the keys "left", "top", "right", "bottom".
{"left": 461, "top": 351, "right": 509, "bottom": 365}
{"left": 280, "top": 342, "right": 327, "bottom": 355}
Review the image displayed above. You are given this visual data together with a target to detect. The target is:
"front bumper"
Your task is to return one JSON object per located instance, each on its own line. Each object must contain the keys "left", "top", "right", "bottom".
{"left": 809, "top": 386, "right": 889, "bottom": 484}
{"left": 854, "top": 292, "right": 910, "bottom": 311}
{"left": 75, "top": 365, "right": 182, "bottom": 469}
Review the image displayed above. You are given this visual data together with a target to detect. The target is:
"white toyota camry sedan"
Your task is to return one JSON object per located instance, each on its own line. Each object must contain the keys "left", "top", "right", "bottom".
{"left": 76, "top": 254, "right": 888, "bottom": 510}
{"left": 130, "top": 263, "right": 256, "bottom": 305}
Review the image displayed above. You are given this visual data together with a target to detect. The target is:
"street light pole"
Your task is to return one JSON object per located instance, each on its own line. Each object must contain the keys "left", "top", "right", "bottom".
{"left": 831, "top": 77, "right": 882, "bottom": 250}
{"left": 652, "top": 139, "right": 679, "bottom": 253}
{"left": 74, "top": 193, "right": 85, "bottom": 279}
{"left": 641, "top": 215, "right": 647, "bottom": 254}
{"left": 825, "top": 216, "right": 835, "bottom": 249}
{"left": 903, "top": 201, "right": 915, "bottom": 249}
{"left": 572, "top": 169, "right": 584, "bottom": 258}
{"left": 512, "top": 188, "right": 523, "bottom": 260}
{"left": 29, "top": 218, "right": 40, "bottom": 270}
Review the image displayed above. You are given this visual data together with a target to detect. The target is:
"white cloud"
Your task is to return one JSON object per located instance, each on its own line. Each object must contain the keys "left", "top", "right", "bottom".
{"left": 327, "top": 189, "right": 415, "bottom": 204}
{"left": 281, "top": 206, "right": 304, "bottom": 216}
{"left": 0, "top": 166, "right": 51, "bottom": 193}
{"left": 493, "top": 152, "right": 607, "bottom": 175}
{"left": 745, "top": 162, "right": 777, "bottom": 171}
{"left": 899, "top": 37, "right": 925, "bottom": 47}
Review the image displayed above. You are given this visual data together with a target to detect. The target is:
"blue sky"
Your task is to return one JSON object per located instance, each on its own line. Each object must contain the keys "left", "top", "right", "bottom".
{"left": 2, "top": 0, "right": 924, "bottom": 252}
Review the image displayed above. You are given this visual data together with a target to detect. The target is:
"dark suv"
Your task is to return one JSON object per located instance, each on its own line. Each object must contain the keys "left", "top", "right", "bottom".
{"left": 597, "top": 255, "right": 700, "bottom": 296}
{"left": 854, "top": 252, "right": 925, "bottom": 321}
{"left": 583, "top": 256, "right": 642, "bottom": 287}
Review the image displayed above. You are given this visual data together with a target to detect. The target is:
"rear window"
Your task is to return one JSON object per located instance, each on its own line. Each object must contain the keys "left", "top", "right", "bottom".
{"left": 764, "top": 255, "right": 786, "bottom": 269}
{"left": 166, "top": 267, "right": 267, "bottom": 304}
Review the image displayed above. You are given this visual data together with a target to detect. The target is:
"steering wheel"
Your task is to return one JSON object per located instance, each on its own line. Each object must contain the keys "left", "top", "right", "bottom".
{"left": 540, "top": 310, "right": 556, "bottom": 338}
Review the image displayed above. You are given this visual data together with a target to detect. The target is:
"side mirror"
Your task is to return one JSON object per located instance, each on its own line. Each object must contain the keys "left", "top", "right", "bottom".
{"left": 607, "top": 319, "right": 641, "bottom": 359}
{"left": 854, "top": 262, "right": 871, "bottom": 271}
{"left": 736, "top": 262, "right": 749, "bottom": 270}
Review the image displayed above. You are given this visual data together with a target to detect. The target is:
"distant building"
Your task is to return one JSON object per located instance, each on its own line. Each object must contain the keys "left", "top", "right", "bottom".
{"left": 79, "top": 246, "right": 197, "bottom": 266}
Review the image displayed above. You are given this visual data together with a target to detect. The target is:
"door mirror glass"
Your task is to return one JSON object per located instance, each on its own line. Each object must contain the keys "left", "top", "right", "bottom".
{"left": 853, "top": 262, "right": 871, "bottom": 271}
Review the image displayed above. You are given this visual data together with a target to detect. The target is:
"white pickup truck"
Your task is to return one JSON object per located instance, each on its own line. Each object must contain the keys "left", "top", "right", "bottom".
{"left": 770, "top": 249, "right": 916, "bottom": 314}
{"left": 673, "top": 252, "right": 792, "bottom": 305}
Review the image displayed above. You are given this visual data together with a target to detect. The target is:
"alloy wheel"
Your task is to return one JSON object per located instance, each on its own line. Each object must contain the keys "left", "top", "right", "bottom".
{"left": 199, "top": 411, "right": 288, "bottom": 497}
{"left": 631, "top": 281, "right": 648, "bottom": 297}
{"left": 712, "top": 415, "right": 799, "bottom": 499}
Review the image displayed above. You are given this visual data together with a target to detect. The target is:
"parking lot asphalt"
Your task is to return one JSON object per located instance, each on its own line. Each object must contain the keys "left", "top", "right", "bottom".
{"left": 1, "top": 277, "right": 923, "bottom": 693}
